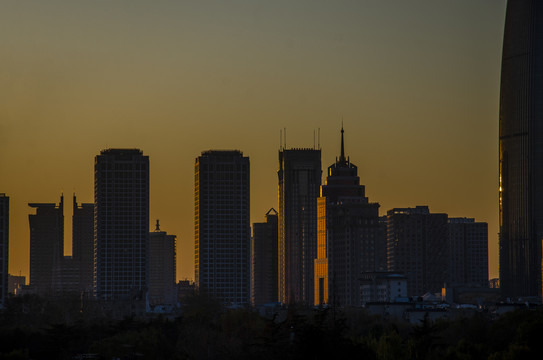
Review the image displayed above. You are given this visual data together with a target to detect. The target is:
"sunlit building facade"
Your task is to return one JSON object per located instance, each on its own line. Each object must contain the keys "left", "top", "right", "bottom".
{"left": 278, "top": 148, "right": 321, "bottom": 305}
{"left": 0, "top": 194, "right": 9, "bottom": 306}
{"left": 28, "top": 195, "right": 64, "bottom": 295}
{"left": 499, "top": 0, "right": 543, "bottom": 300}
{"left": 94, "top": 149, "right": 149, "bottom": 300}
{"left": 195, "top": 150, "right": 250, "bottom": 306}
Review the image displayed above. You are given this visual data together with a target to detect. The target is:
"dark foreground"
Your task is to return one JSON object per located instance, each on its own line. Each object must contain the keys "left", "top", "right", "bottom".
{"left": 1, "top": 294, "right": 543, "bottom": 359}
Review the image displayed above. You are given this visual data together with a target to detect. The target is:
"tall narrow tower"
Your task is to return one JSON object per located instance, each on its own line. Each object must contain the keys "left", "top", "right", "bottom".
{"left": 499, "top": 1, "right": 543, "bottom": 299}
{"left": 94, "top": 149, "right": 149, "bottom": 300}
{"left": 278, "top": 147, "right": 321, "bottom": 305}
{"left": 195, "top": 150, "right": 250, "bottom": 306}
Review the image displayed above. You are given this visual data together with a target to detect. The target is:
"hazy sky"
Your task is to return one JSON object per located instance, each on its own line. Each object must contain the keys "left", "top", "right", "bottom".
{"left": 0, "top": 0, "right": 506, "bottom": 281}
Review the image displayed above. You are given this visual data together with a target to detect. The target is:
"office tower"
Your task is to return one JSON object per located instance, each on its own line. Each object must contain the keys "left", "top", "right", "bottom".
{"left": 314, "top": 128, "right": 383, "bottom": 306}
{"left": 448, "top": 218, "right": 488, "bottom": 287}
{"left": 28, "top": 195, "right": 64, "bottom": 294}
{"left": 0, "top": 194, "right": 8, "bottom": 306}
{"left": 386, "top": 206, "right": 448, "bottom": 297}
{"left": 195, "top": 150, "right": 250, "bottom": 306}
{"left": 499, "top": 0, "right": 543, "bottom": 299}
{"left": 149, "top": 220, "right": 177, "bottom": 305}
{"left": 72, "top": 195, "right": 94, "bottom": 293}
{"left": 278, "top": 147, "right": 321, "bottom": 305}
{"left": 94, "top": 149, "right": 149, "bottom": 300}
{"left": 251, "top": 208, "right": 278, "bottom": 306}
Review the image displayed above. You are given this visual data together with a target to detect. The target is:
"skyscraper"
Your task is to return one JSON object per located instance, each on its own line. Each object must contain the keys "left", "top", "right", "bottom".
{"left": 386, "top": 206, "right": 448, "bottom": 297}
{"left": 72, "top": 195, "right": 94, "bottom": 294}
{"left": 314, "top": 128, "right": 383, "bottom": 306}
{"left": 251, "top": 208, "right": 278, "bottom": 306}
{"left": 448, "top": 218, "right": 488, "bottom": 287}
{"left": 499, "top": 0, "right": 543, "bottom": 299}
{"left": 149, "top": 220, "right": 177, "bottom": 305}
{"left": 94, "top": 149, "right": 149, "bottom": 300}
{"left": 195, "top": 150, "right": 250, "bottom": 306}
{"left": 278, "top": 147, "right": 321, "bottom": 305}
{"left": 28, "top": 195, "right": 64, "bottom": 294}
{"left": 0, "top": 194, "right": 9, "bottom": 306}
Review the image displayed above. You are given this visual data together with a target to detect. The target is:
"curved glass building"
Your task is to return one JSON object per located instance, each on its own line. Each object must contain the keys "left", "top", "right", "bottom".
{"left": 499, "top": 0, "right": 543, "bottom": 299}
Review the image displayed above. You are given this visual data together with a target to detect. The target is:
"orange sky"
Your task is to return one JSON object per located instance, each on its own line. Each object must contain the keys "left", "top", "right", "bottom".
{"left": 0, "top": 0, "right": 506, "bottom": 281}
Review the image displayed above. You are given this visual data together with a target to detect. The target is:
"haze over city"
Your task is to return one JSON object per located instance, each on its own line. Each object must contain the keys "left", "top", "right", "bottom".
{"left": 0, "top": 0, "right": 506, "bottom": 282}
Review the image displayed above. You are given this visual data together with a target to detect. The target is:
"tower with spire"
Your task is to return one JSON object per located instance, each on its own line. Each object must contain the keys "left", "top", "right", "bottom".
{"left": 314, "top": 127, "right": 385, "bottom": 307}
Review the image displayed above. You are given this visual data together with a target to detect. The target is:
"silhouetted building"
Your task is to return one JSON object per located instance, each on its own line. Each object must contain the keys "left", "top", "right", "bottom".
{"left": 499, "top": 0, "right": 543, "bottom": 300}
{"left": 72, "top": 195, "right": 94, "bottom": 294}
{"left": 94, "top": 149, "right": 149, "bottom": 300}
{"left": 52, "top": 256, "right": 80, "bottom": 294}
{"left": 0, "top": 194, "right": 8, "bottom": 306}
{"left": 386, "top": 206, "right": 448, "bottom": 297}
{"left": 314, "top": 128, "right": 384, "bottom": 307}
{"left": 149, "top": 220, "right": 177, "bottom": 305}
{"left": 195, "top": 150, "right": 250, "bottom": 306}
{"left": 8, "top": 274, "right": 25, "bottom": 295}
{"left": 278, "top": 147, "right": 321, "bottom": 305}
{"left": 448, "top": 218, "right": 488, "bottom": 287}
{"left": 29, "top": 195, "right": 64, "bottom": 295}
{"left": 251, "top": 208, "right": 278, "bottom": 306}
{"left": 359, "top": 272, "right": 407, "bottom": 304}
{"left": 177, "top": 280, "right": 196, "bottom": 302}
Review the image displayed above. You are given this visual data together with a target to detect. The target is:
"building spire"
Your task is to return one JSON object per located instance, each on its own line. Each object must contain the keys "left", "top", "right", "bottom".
{"left": 339, "top": 124, "right": 346, "bottom": 163}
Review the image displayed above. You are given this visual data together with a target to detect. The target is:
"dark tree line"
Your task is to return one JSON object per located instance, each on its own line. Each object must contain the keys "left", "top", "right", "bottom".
{"left": 1, "top": 294, "right": 543, "bottom": 359}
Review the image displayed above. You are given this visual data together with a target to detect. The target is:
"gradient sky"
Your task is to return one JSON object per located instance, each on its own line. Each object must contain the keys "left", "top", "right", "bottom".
{"left": 0, "top": 0, "right": 506, "bottom": 281}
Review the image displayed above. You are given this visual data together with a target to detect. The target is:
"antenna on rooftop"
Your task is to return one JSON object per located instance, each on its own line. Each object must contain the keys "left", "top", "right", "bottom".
{"left": 284, "top": 128, "right": 287, "bottom": 149}
{"left": 280, "top": 129, "right": 283, "bottom": 150}
{"left": 318, "top": 128, "right": 321, "bottom": 149}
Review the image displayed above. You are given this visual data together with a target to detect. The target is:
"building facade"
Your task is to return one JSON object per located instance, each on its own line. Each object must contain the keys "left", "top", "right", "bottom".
{"left": 386, "top": 206, "right": 448, "bottom": 297}
{"left": 499, "top": 0, "right": 543, "bottom": 299}
{"left": 28, "top": 195, "right": 64, "bottom": 295}
{"left": 359, "top": 272, "right": 407, "bottom": 304}
{"left": 0, "top": 194, "right": 8, "bottom": 306}
{"left": 94, "top": 149, "right": 149, "bottom": 300}
{"left": 314, "top": 128, "right": 384, "bottom": 307}
{"left": 195, "top": 150, "right": 250, "bottom": 306}
{"left": 72, "top": 195, "right": 94, "bottom": 294}
{"left": 149, "top": 221, "right": 177, "bottom": 305}
{"left": 251, "top": 208, "right": 278, "bottom": 306}
{"left": 278, "top": 148, "right": 321, "bottom": 305}
{"left": 448, "top": 218, "right": 488, "bottom": 287}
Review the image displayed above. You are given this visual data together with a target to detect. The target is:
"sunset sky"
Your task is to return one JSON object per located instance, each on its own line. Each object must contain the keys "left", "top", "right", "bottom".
{"left": 0, "top": 0, "right": 506, "bottom": 281}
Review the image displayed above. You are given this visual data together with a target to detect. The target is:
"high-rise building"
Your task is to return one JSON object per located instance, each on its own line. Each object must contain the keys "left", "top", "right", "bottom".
{"left": 195, "top": 150, "right": 250, "bottom": 306}
{"left": 386, "top": 206, "right": 448, "bottom": 297}
{"left": 94, "top": 149, "right": 149, "bottom": 300}
{"left": 72, "top": 195, "right": 94, "bottom": 294}
{"left": 28, "top": 195, "right": 64, "bottom": 295}
{"left": 278, "top": 147, "right": 321, "bottom": 305}
{"left": 0, "top": 194, "right": 9, "bottom": 306}
{"left": 149, "top": 220, "right": 177, "bottom": 305}
{"left": 314, "top": 128, "right": 383, "bottom": 306}
{"left": 499, "top": 0, "right": 543, "bottom": 299}
{"left": 251, "top": 208, "right": 278, "bottom": 306}
{"left": 448, "top": 218, "right": 488, "bottom": 287}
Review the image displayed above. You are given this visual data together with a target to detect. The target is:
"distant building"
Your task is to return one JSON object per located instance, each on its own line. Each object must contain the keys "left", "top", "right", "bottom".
{"left": 251, "top": 208, "right": 278, "bottom": 306}
{"left": 195, "top": 150, "right": 250, "bottom": 306}
{"left": 278, "top": 147, "right": 321, "bottom": 305}
{"left": 95, "top": 149, "right": 149, "bottom": 300}
{"left": 72, "top": 195, "right": 94, "bottom": 294}
{"left": 28, "top": 195, "right": 64, "bottom": 295}
{"left": 359, "top": 272, "right": 407, "bottom": 304}
{"left": 0, "top": 194, "right": 8, "bottom": 306}
{"left": 314, "top": 128, "right": 384, "bottom": 307}
{"left": 489, "top": 278, "right": 500, "bottom": 289}
{"left": 177, "top": 280, "right": 196, "bottom": 302}
{"left": 448, "top": 218, "right": 488, "bottom": 287}
{"left": 149, "top": 221, "right": 177, "bottom": 305}
{"left": 52, "top": 256, "right": 80, "bottom": 294}
{"left": 8, "top": 274, "right": 25, "bottom": 295}
{"left": 386, "top": 206, "right": 448, "bottom": 297}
